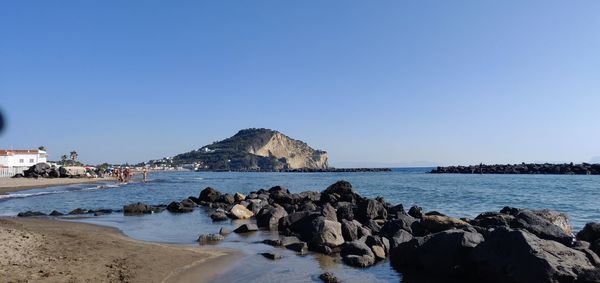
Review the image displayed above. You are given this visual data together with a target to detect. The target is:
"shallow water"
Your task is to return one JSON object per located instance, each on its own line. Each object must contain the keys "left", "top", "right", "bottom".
{"left": 1, "top": 169, "right": 599, "bottom": 282}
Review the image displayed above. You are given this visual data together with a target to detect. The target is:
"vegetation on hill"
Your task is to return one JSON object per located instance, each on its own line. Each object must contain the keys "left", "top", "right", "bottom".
{"left": 170, "top": 128, "right": 327, "bottom": 171}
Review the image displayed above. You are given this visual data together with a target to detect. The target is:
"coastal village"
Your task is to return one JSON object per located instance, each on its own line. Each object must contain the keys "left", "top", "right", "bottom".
{"left": 0, "top": 148, "right": 183, "bottom": 181}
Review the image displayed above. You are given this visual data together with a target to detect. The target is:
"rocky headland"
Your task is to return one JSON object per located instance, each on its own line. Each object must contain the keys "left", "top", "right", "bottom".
{"left": 170, "top": 128, "right": 329, "bottom": 171}
{"left": 17, "top": 180, "right": 600, "bottom": 283}
{"left": 431, "top": 163, "right": 600, "bottom": 175}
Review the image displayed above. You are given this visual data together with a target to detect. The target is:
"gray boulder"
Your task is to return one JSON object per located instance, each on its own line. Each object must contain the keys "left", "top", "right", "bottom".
{"left": 512, "top": 210, "right": 573, "bottom": 246}
{"left": 256, "top": 206, "right": 288, "bottom": 229}
{"left": 341, "top": 241, "right": 376, "bottom": 267}
{"left": 310, "top": 216, "right": 345, "bottom": 248}
{"left": 197, "top": 233, "right": 224, "bottom": 244}
{"left": 199, "top": 187, "right": 221, "bottom": 202}
{"left": 234, "top": 223, "right": 259, "bottom": 233}
{"left": 123, "top": 202, "right": 156, "bottom": 214}
{"left": 166, "top": 201, "right": 193, "bottom": 213}
{"left": 470, "top": 227, "right": 595, "bottom": 283}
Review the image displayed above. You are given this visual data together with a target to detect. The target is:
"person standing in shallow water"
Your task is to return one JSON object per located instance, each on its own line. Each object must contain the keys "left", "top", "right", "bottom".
{"left": 142, "top": 168, "right": 148, "bottom": 183}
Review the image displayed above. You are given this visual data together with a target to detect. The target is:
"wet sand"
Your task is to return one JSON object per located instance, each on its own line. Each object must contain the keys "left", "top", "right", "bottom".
{"left": 0, "top": 177, "right": 116, "bottom": 194}
{"left": 0, "top": 218, "right": 238, "bottom": 283}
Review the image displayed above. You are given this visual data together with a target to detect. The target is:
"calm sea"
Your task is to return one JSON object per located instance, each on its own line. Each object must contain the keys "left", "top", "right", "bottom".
{"left": 1, "top": 168, "right": 599, "bottom": 282}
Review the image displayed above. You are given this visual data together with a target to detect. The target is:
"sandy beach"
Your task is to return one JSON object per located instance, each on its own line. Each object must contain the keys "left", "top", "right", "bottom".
{"left": 0, "top": 218, "right": 238, "bottom": 283}
{"left": 0, "top": 177, "right": 117, "bottom": 194}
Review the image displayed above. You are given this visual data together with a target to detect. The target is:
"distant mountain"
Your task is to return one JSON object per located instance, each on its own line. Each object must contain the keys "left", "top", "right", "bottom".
{"left": 172, "top": 128, "right": 329, "bottom": 171}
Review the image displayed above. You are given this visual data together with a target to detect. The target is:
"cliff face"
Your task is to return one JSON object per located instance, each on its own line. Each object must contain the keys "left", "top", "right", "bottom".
{"left": 247, "top": 131, "right": 329, "bottom": 169}
{"left": 172, "top": 128, "right": 329, "bottom": 171}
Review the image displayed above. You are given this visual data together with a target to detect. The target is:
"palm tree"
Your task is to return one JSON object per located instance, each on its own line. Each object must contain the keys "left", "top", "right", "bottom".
{"left": 38, "top": 146, "right": 46, "bottom": 151}
{"left": 60, "top": 155, "right": 68, "bottom": 165}
{"left": 69, "top": 151, "right": 78, "bottom": 161}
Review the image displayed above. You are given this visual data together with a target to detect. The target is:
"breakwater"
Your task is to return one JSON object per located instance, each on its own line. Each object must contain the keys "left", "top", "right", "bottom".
{"left": 430, "top": 163, "right": 600, "bottom": 175}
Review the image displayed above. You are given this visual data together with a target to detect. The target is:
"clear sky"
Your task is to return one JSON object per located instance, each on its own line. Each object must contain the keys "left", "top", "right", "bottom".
{"left": 1, "top": 1, "right": 599, "bottom": 166}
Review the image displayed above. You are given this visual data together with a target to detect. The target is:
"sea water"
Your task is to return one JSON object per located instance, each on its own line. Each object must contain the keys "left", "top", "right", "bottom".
{"left": 1, "top": 169, "right": 599, "bottom": 282}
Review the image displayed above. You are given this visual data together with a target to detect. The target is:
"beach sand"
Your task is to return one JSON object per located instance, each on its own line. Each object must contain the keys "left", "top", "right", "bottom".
{"left": 0, "top": 218, "right": 238, "bottom": 283}
{"left": 0, "top": 177, "right": 117, "bottom": 194}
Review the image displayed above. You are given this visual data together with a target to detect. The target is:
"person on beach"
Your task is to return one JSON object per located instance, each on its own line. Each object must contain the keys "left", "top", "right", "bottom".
{"left": 142, "top": 168, "right": 148, "bottom": 183}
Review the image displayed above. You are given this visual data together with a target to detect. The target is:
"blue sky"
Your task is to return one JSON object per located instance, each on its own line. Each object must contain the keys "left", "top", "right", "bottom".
{"left": 1, "top": 1, "right": 599, "bottom": 166}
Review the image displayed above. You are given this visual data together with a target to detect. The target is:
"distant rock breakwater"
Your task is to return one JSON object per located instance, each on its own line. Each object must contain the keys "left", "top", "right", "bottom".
{"left": 431, "top": 163, "right": 600, "bottom": 175}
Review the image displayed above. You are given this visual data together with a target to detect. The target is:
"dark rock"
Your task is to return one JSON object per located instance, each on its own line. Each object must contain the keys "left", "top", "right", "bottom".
{"left": 578, "top": 223, "right": 600, "bottom": 243}
{"left": 17, "top": 211, "right": 46, "bottom": 217}
{"left": 343, "top": 254, "right": 376, "bottom": 268}
{"left": 197, "top": 233, "right": 224, "bottom": 244}
{"left": 123, "top": 202, "right": 156, "bottom": 214}
{"left": 188, "top": 196, "right": 201, "bottom": 205}
{"left": 341, "top": 219, "right": 361, "bottom": 242}
{"left": 286, "top": 242, "right": 308, "bottom": 253}
{"left": 180, "top": 198, "right": 197, "bottom": 208}
{"left": 319, "top": 272, "right": 341, "bottom": 283}
{"left": 470, "top": 227, "right": 595, "bottom": 283}
{"left": 234, "top": 192, "right": 246, "bottom": 202}
{"left": 263, "top": 239, "right": 282, "bottom": 247}
{"left": 408, "top": 205, "right": 423, "bottom": 219}
{"left": 247, "top": 199, "right": 266, "bottom": 214}
{"left": 341, "top": 241, "right": 376, "bottom": 267}
{"left": 300, "top": 201, "right": 318, "bottom": 212}
{"left": 380, "top": 214, "right": 417, "bottom": 238}
{"left": 389, "top": 203, "right": 406, "bottom": 218}
{"left": 471, "top": 211, "right": 515, "bottom": 228}
{"left": 335, "top": 202, "right": 355, "bottom": 221}
{"left": 260, "top": 252, "right": 283, "bottom": 260}
{"left": 199, "top": 187, "right": 221, "bottom": 202}
{"left": 357, "top": 199, "right": 387, "bottom": 222}
{"left": 68, "top": 208, "right": 87, "bottom": 215}
{"left": 210, "top": 211, "right": 228, "bottom": 222}
{"left": 256, "top": 206, "right": 288, "bottom": 229}
{"left": 321, "top": 203, "right": 338, "bottom": 222}
{"left": 365, "top": 235, "right": 388, "bottom": 259}
{"left": 592, "top": 239, "right": 600, "bottom": 257}
{"left": 511, "top": 210, "right": 573, "bottom": 245}
{"left": 310, "top": 244, "right": 333, "bottom": 255}
{"left": 279, "top": 211, "right": 319, "bottom": 234}
{"left": 407, "top": 229, "right": 483, "bottom": 274}
{"left": 280, "top": 236, "right": 302, "bottom": 246}
{"left": 390, "top": 229, "right": 414, "bottom": 249}
{"left": 363, "top": 220, "right": 382, "bottom": 234}
{"left": 234, "top": 223, "right": 258, "bottom": 233}
{"left": 323, "top": 180, "right": 355, "bottom": 196}
{"left": 420, "top": 215, "right": 470, "bottom": 233}
{"left": 219, "top": 194, "right": 235, "bottom": 204}
{"left": 309, "top": 216, "right": 344, "bottom": 248}
{"left": 166, "top": 201, "right": 193, "bottom": 213}
{"left": 576, "top": 268, "right": 600, "bottom": 283}
{"left": 92, "top": 209, "right": 113, "bottom": 216}
{"left": 269, "top": 186, "right": 294, "bottom": 204}
{"left": 49, "top": 210, "right": 64, "bottom": 216}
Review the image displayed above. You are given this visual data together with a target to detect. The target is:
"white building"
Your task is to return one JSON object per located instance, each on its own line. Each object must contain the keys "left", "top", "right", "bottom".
{"left": 0, "top": 149, "right": 48, "bottom": 168}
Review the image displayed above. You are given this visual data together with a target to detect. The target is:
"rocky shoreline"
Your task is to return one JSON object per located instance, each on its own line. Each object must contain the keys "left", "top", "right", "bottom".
{"left": 17, "top": 181, "right": 600, "bottom": 283}
{"left": 431, "top": 163, "right": 600, "bottom": 175}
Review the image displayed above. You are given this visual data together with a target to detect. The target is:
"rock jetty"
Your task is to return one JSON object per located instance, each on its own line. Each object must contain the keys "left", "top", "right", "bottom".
{"left": 191, "top": 181, "right": 600, "bottom": 283}
{"left": 431, "top": 163, "right": 600, "bottom": 175}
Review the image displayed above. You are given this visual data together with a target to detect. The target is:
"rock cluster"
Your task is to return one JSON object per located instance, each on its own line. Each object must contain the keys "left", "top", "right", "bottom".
{"left": 13, "top": 163, "right": 103, "bottom": 178}
{"left": 194, "top": 181, "right": 600, "bottom": 283}
{"left": 431, "top": 163, "right": 600, "bottom": 175}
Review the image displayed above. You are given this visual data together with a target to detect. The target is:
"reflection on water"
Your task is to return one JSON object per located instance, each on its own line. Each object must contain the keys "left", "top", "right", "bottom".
{"left": 1, "top": 169, "right": 600, "bottom": 282}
